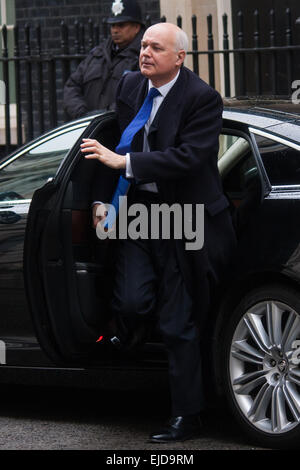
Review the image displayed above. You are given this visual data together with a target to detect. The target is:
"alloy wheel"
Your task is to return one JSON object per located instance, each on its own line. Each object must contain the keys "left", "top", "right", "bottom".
{"left": 229, "top": 300, "right": 300, "bottom": 434}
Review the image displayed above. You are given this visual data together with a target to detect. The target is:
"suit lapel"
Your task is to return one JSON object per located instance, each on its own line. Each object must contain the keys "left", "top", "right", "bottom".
{"left": 122, "top": 77, "right": 148, "bottom": 114}
{"left": 118, "top": 76, "right": 148, "bottom": 151}
{"left": 128, "top": 78, "right": 148, "bottom": 151}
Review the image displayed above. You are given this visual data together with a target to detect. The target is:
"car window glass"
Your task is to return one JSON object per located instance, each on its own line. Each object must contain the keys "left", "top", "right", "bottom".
{"left": 254, "top": 134, "right": 300, "bottom": 186}
{"left": 0, "top": 126, "right": 86, "bottom": 201}
{"left": 29, "top": 129, "right": 84, "bottom": 154}
{"left": 219, "top": 134, "right": 260, "bottom": 203}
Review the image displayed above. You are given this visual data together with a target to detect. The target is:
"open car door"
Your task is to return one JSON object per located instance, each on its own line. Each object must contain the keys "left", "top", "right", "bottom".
{"left": 24, "top": 112, "right": 120, "bottom": 365}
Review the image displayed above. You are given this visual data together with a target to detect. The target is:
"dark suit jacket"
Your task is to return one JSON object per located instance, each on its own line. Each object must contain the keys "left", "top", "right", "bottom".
{"left": 93, "top": 66, "right": 237, "bottom": 320}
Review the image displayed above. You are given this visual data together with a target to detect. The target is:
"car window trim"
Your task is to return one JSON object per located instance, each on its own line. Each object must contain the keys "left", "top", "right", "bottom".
{"left": 250, "top": 127, "right": 300, "bottom": 191}
{"left": 0, "top": 122, "right": 91, "bottom": 171}
{"left": 0, "top": 199, "right": 31, "bottom": 207}
{"left": 249, "top": 127, "right": 300, "bottom": 152}
{"left": 266, "top": 188, "right": 300, "bottom": 199}
{"left": 271, "top": 185, "right": 300, "bottom": 192}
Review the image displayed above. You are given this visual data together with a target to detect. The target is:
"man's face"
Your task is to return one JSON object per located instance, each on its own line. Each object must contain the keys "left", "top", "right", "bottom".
{"left": 139, "top": 25, "right": 185, "bottom": 87}
{"left": 110, "top": 22, "right": 141, "bottom": 48}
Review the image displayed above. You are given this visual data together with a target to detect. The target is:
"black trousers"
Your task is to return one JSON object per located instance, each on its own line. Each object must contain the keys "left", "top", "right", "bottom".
{"left": 111, "top": 191, "right": 206, "bottom": 416}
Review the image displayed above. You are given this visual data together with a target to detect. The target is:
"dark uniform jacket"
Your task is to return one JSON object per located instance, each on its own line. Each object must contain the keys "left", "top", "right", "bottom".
{"left": 93, "top": 67, "right": 237, "bottom": 321}
{"left": 63, "top": 28, "right": 144, "bottom": 120}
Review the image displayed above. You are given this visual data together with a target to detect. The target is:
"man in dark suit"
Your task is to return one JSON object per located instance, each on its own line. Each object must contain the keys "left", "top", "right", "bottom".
{"left": 81, "top": 22, "right": 236, "bottom": 442}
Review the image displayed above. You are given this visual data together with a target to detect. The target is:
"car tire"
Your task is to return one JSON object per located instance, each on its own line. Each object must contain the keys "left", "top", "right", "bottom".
{"left": 222, "top": 283, "right": 300, "bottom": 449}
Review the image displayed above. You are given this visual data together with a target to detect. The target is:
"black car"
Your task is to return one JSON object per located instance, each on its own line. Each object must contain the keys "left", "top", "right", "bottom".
{"left": 1, "top": 106, "right": 300, "bottom": 449}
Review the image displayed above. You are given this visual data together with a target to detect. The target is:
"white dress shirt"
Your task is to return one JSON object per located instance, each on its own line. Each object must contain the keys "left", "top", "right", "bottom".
{"left": 125, "top": 70, "right": 180, "bottom": 192}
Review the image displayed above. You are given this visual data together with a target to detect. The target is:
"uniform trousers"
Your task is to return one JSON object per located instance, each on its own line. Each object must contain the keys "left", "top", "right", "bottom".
{"left": 111, "top": 191, "right": 206, "bottom": 416}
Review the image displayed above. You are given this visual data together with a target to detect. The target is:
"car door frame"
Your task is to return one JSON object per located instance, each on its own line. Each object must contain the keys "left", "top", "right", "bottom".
{"left": 23, "top": 111, "right": 119, "bottom": 365}
{"left": 0, "top": 118, "right": 96, "bottom": 359}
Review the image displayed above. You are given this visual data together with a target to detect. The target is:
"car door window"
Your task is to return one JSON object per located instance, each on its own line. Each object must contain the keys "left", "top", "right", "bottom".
{"left": 0, "top": 126, "right": 86, "bottom": 201}
{"left": 218, "top": 134, "right": 257, "bottom": 192}
{"left": 218, "top": 134, "right": 262, "bottom": 223}
{"left": 218, "top": 133, "right": 263, "bottom": 231}
{"left": 254, "top": 134, "right": 300, "bottom": 186}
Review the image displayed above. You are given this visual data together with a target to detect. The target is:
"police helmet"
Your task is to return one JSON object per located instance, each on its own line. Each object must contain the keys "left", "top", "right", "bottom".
{"left": 107, "top": 0, "right": 144, "bottom": 25}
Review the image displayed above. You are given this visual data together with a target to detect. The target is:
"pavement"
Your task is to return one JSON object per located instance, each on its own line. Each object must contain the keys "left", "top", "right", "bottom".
{"left": 0, "top": 384, "right": 269, "bottom": 451}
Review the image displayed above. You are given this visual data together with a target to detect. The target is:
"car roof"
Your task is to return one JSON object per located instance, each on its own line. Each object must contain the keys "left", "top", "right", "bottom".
{"left": 4, "top": 104, "right": 300, "bottom": 165}
{"left": 223, "top": 99, "right": 300, "bottom": 143}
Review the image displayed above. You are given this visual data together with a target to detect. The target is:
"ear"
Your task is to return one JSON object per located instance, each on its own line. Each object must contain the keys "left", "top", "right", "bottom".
{"left": 176, "top": 50, "right": 186, "bottom": 67}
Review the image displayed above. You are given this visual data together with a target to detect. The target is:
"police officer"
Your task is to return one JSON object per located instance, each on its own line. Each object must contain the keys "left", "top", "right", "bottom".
{"left": 63, "top": 0, "right": 145, "bottom": 120}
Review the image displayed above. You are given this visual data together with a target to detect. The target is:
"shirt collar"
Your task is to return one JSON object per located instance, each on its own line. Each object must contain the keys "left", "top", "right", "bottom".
{"left": 148, "top": 70, "right": 180, "bottom": 98}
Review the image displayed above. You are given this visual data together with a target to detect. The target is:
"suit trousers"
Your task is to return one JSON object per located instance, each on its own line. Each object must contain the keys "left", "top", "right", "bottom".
{"left": 111, "top": 191, "right": 206, "bottom": 416}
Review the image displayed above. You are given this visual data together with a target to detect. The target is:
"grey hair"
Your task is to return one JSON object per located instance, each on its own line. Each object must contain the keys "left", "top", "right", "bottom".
{"left": 175, "top": 29, "right": 189, "bottom": 52}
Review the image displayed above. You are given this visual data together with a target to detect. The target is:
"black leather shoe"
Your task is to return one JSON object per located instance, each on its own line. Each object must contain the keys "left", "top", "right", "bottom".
{"left": 110, "top": 322, "right": 150, "bottom": 353}
{"left": 150, "top": 415, "right": 202, "bottom": 443}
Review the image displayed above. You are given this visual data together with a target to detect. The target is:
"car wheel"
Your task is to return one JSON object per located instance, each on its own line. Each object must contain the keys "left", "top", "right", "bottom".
{"left": 223, "top": 284, "right": 300, "bottom": 449}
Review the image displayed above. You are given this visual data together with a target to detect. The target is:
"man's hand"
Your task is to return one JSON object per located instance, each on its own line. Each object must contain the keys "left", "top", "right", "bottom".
{"left": 92, "top": 203, "right": 107, "bottom": 229}
{"left": 81, "top": 138, "right": 126, "bottom": 170}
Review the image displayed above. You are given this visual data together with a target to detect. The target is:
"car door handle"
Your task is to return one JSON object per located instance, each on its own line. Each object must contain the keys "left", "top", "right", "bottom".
{"left": 0, "top": 211, "right": 22, "bottom": 224}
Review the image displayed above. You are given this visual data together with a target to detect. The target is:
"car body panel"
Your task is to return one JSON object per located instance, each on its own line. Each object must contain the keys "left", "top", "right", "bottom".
{"left": 233, "top": 197, "right": 300, "bottom": 282}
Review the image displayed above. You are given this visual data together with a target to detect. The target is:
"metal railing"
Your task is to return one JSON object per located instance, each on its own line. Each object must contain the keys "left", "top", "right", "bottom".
{"left": 170, "top": 8, "right": 300, "bottom": 98}
{"left": 1, "top": 8, "right": 300, "bottom": 153}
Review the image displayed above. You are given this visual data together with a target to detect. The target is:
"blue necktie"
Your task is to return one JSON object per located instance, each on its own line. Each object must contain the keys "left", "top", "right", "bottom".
{"left": 104, "top": 87, "right": 161, "bottom": 230}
